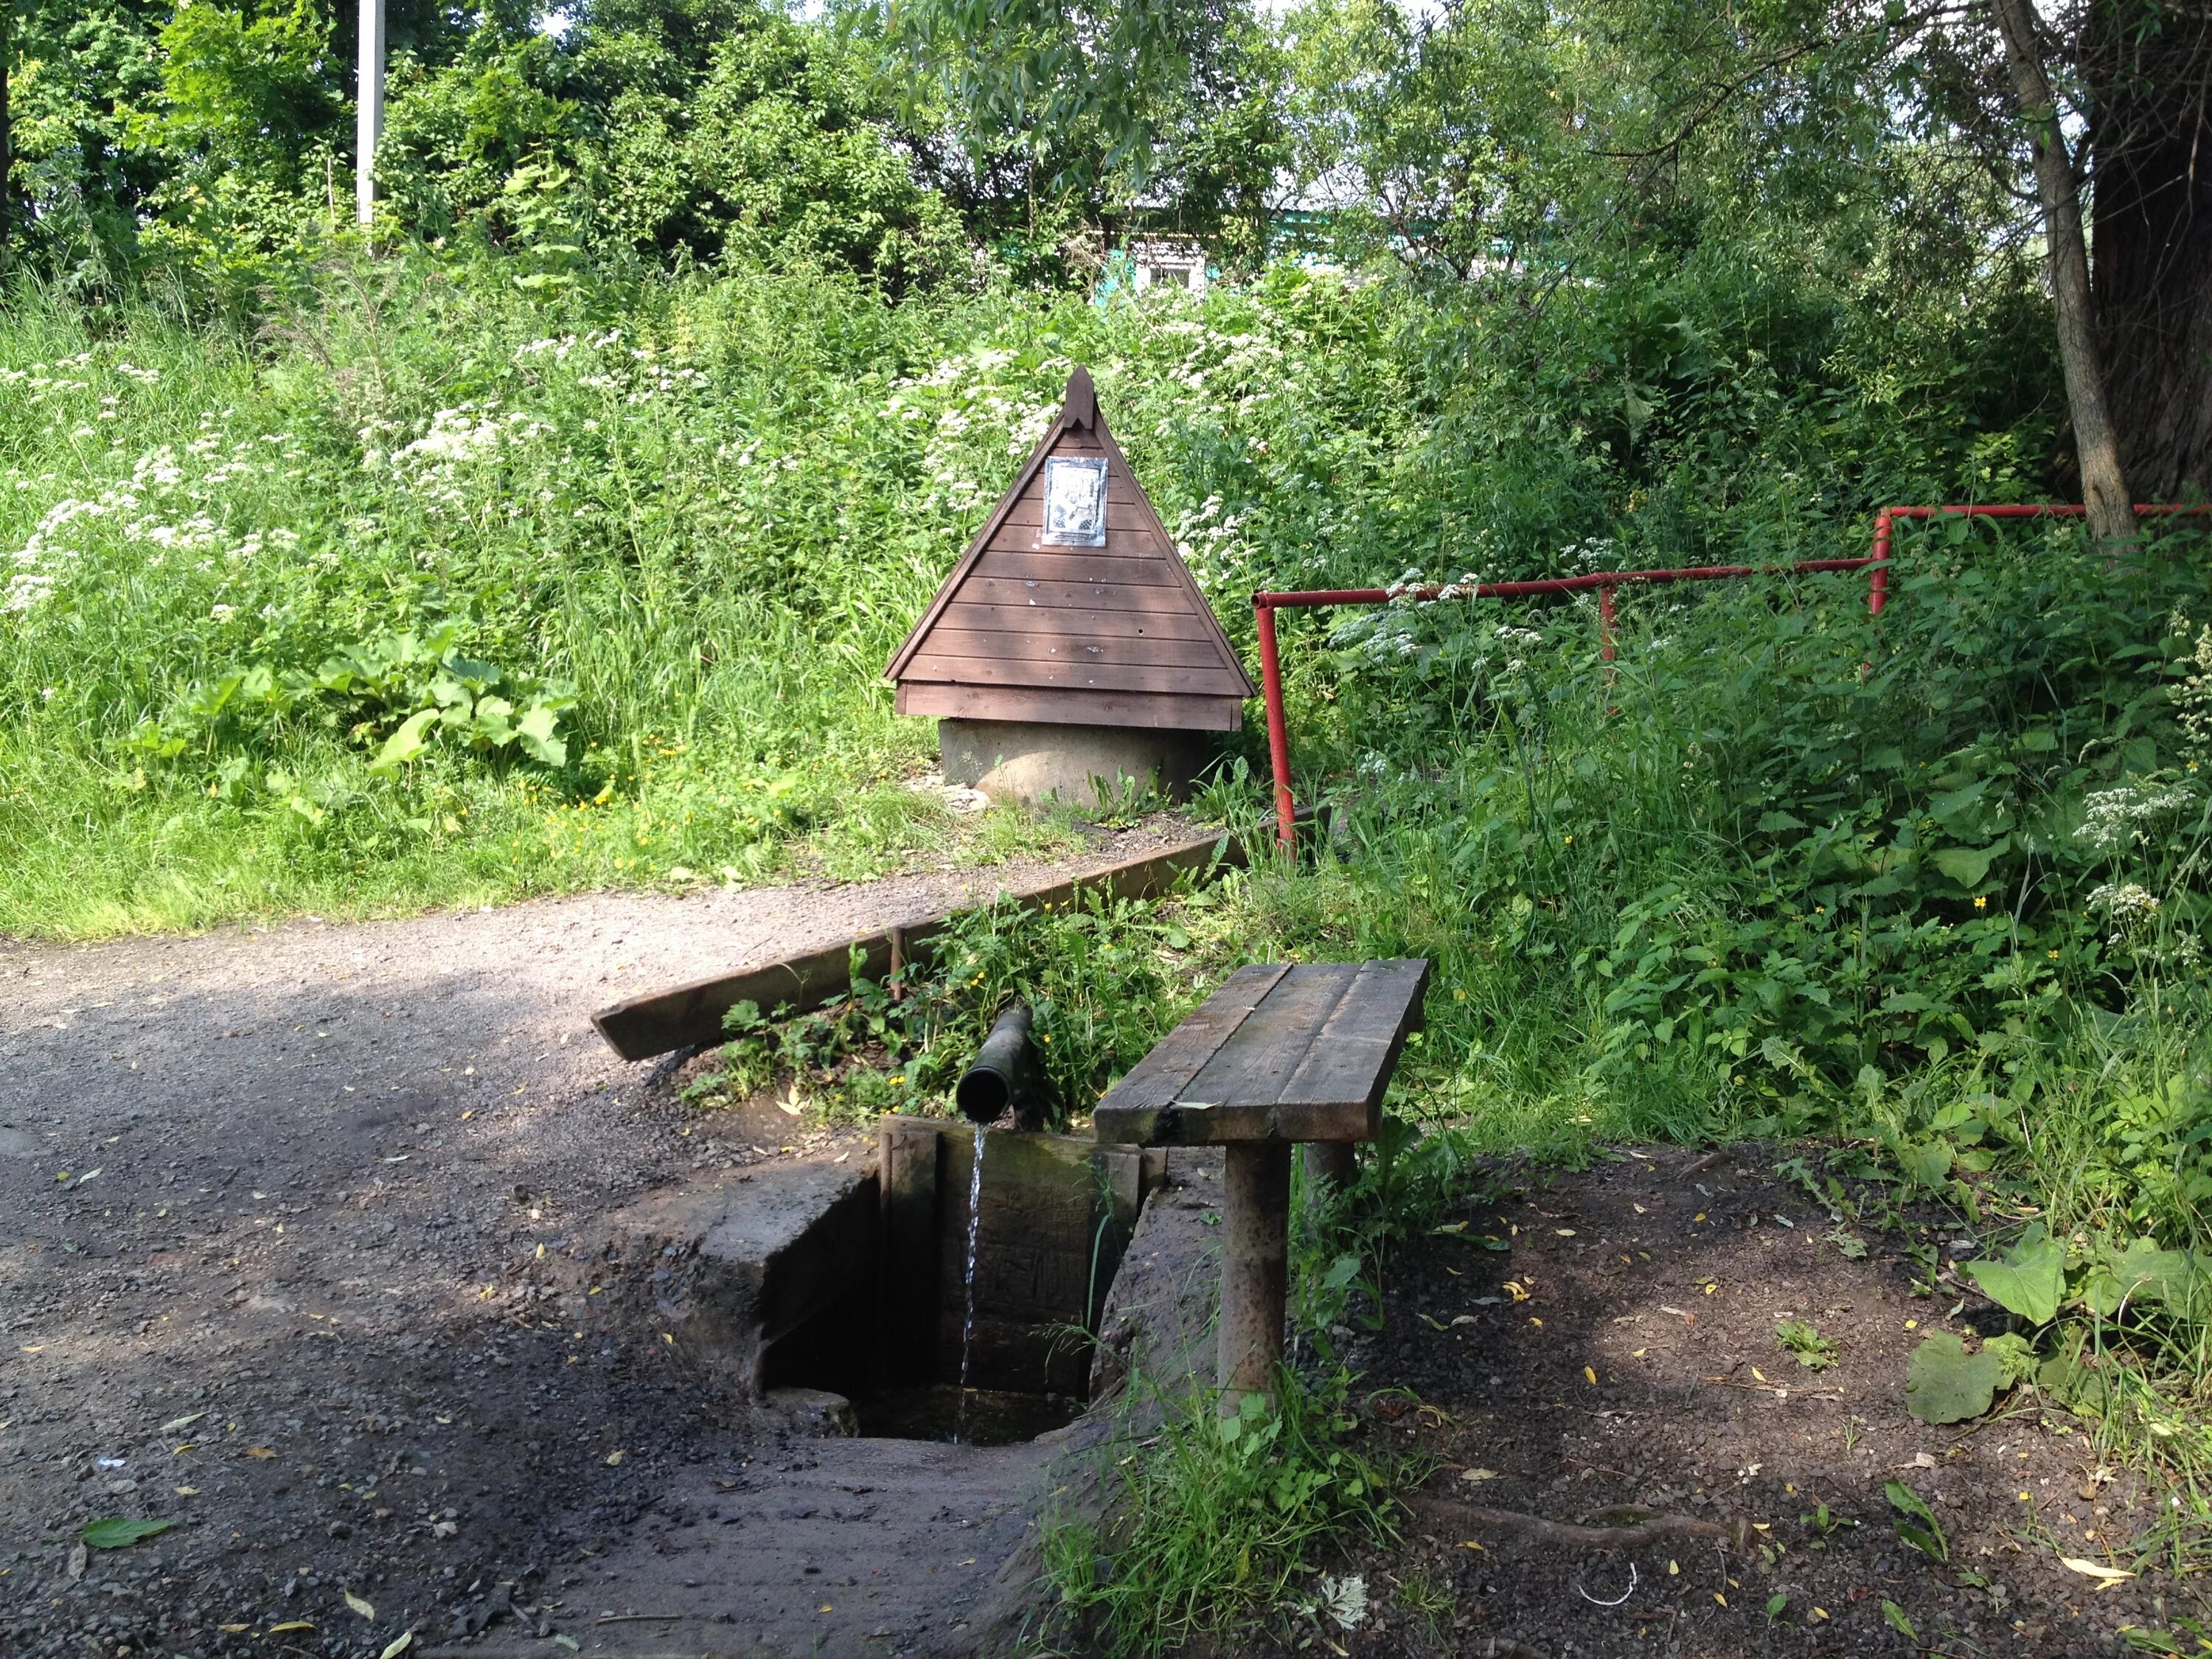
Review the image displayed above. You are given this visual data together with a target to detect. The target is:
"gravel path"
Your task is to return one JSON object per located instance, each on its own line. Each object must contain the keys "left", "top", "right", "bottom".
{"left": 0, "top": 823, "right": 1194, "bottom": 1659}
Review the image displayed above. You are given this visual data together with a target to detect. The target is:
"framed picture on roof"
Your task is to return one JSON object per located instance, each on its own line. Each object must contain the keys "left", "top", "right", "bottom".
{"left": 1040, "top": 456, "right": 1109, "bottom": 546}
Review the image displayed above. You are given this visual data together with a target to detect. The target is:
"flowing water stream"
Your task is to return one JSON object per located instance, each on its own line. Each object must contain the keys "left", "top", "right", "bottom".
{"left": 954, "top": 1123, "right": 986, "bottom": 1444}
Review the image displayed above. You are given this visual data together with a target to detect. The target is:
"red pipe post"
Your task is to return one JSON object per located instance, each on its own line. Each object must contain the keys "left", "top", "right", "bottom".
{"left": 1598, "top": 583, "right": 1617, "bottom": 663}
{"left": 1256, "top": 599, "right": 1296, "bottom": 849}
{"left": 1868, "top": 508, "right": 1891, "bottom": 616}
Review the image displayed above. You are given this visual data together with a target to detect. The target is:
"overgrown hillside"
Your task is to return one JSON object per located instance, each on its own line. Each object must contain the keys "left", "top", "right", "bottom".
{"left": 1, "top": 221, "right": 2059, "bottom": 931}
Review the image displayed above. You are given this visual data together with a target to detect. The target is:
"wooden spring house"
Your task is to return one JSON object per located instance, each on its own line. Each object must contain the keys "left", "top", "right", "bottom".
{"left": 886, "top": 368, "right": 1254, "bottom": 803}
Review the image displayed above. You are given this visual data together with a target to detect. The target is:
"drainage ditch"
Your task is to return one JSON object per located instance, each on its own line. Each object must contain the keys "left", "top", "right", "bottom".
{"left": 728, "top": 1116, "right": 1165, "bottom": 1445}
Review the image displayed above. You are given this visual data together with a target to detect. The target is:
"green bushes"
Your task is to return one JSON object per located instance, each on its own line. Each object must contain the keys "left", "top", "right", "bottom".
{"left": 700, "top": 886, "right": 1211, "bottom": 1122}
{"left": 1245, "top": 510, "right": 2212, "bottom": 1248}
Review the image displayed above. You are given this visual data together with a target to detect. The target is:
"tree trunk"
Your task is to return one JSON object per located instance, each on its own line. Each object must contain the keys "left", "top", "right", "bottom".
{"left": 1992, "top": 0, "right": 2138, "bottom": 543}
{"left": 2086, "top": 3, "right": 2212, "bottom": 502}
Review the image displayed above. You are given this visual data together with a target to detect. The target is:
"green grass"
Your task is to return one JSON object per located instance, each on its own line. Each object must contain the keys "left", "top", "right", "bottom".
{"left": 1038, "top": 1369, "right": 1403, "bottom": 1658}
{"left": 0, "top": 258, "right": 1315, "bottom": 933}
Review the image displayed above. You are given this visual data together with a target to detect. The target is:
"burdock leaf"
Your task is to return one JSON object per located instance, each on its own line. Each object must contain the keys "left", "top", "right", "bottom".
{"left": 367, "top": 708, "right": 439, "bottom": 775}
{"left": 1965, "top": 1226, "right": 2065, "bottom": 1324}
{"left": 1905, "top": 1332, "right": 2002, "bottom": 1425}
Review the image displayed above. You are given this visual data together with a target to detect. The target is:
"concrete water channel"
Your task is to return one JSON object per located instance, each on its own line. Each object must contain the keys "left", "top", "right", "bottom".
{"left": 446, "top": 1117, "right": 1222, "bottom": 1659}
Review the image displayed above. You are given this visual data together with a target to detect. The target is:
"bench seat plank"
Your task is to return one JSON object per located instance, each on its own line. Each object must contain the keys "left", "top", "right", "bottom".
{"left": 1093, "top": 959, "right": 1429, "bottom": 1146}
{"left": 1276, "top": 958, "right": 1433, "bottom": 1108}
{"left": 1093, "top": 962, "right": 1289, "bottom": 1115}
{"left": 1182, "top": 962, "right": 1358, "bottom": 1109}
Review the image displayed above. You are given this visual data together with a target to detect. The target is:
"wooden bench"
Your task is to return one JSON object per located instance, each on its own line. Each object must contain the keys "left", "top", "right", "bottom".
{"left": 1093, "top": 959, "right": 1430, "bottom": 1404}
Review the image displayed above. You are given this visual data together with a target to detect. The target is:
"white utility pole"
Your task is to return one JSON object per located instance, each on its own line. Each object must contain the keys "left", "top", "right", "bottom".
{"left": 356, "top": 0, "right": 385, "bottom": 226}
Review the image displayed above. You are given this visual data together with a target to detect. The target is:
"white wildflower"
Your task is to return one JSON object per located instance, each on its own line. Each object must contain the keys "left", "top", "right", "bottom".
{"left": 2090, "top": 881, "right": 2160, "bottom": 917}
{"left": 2178, "top": 619, "right": 2212, "bottom": 758}
{"left": 2076, "top": 783, "right": 2195, "bottom": 855}
{"left": 4, "top": 574, "right": 55, "bottom": 613}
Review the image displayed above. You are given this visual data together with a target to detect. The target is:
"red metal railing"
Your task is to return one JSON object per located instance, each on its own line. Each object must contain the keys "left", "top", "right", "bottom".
{"left": 1253, "top": 501, "right": 2209, "bottom": 847}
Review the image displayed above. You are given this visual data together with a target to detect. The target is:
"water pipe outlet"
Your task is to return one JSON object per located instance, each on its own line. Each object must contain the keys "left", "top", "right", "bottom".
{"left": 957, "top": 1004, "right": 1046, "bottom": 1125}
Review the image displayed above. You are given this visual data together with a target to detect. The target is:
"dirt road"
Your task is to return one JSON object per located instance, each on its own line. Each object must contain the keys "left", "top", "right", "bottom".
{"left": 0, "top": 830, "right": 1187, "bottom": 1659}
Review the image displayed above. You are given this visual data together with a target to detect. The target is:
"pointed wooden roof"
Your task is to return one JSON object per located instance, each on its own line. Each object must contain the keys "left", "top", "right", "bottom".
{"left": 886, "top": 367, "right": 1254, "bottom": 732}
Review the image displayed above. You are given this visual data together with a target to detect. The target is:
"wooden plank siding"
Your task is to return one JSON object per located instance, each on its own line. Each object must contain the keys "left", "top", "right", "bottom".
{"left": 899, "top": 652, "right": 1252, "bottom": 696}
{"left": 884, "top": 366, "right": 1255, "bottom": 726}
{"left": 950, "top": 577, "right": 1200, "bottom": 613}
{"left": 893, "top": 682, "right": 1245, "bottom": 728}
{"left": 968, "top": 551, "right": 1183, "bottom": 586}
{"left": 992, "top": 498, "right": 1160, "bottom": 531}
{"left": 939, "top": 601, "right": 1221, "bottom": 639}
{"left": 919, "top": 628, "right": 1239, "bottom": 669}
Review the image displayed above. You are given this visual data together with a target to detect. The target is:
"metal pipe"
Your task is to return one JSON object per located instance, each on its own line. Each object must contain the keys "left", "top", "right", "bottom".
{"left": 1249, "top": 504, "right": 2212, "bottom": 855}
{"left": 356, "top": 0, "right": 383, "bottom": 226}
{"left": 1868, "top": 507, "right": 1892, "bottom": 616}
{"left": 956, "top": 1003, "right": 1045, "bottom": 1124}
{"left": 1257, "top": 600, "right": 1296, "bottom": 849}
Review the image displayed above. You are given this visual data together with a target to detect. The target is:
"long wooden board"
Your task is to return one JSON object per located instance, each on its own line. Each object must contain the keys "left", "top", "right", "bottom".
{"left": 939, "top": 601, "right": 1222, "bottom": 640}
{"left": 951, "top": 577, "right": 1204, "bottom": 613}
{"left": 991, "top": 499, "right": 1161, "bottom": 532}
{"left": 970, "top": 550, "right": 1183, "bottom": 585}
{"left": 919, "top": 628, "right": 1239, "bottom": 669}
{"left": 591, "top": 829, "right": 1269, "bottom": 1060}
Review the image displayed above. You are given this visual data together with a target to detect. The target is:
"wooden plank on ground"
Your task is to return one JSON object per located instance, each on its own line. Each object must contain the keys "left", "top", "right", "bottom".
{"left": 591, "top": 830, "right": 1260, "bottom": 1060}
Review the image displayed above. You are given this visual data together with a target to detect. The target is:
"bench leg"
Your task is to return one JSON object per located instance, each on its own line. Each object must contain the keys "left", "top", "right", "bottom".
{"left": 1219, "top": 1141, "right": 1290, "bottom": 1408}
{"left": 1302, "top": 1141, "right": 1356, "bottom": 1205}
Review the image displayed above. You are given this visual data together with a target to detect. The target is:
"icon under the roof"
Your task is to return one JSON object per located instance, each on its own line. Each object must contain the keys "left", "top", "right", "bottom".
{"left": 1040, "top": 456, "right": 1109, "bottom": 546}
